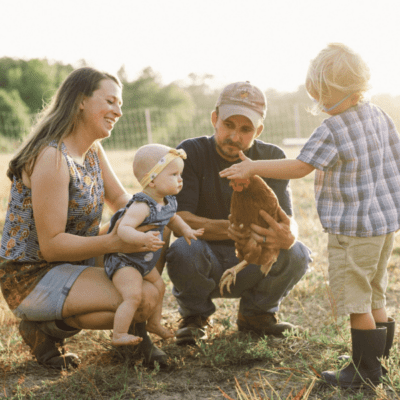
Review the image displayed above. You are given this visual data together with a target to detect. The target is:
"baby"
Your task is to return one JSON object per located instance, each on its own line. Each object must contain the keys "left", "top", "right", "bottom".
{"left": 104, "top": 144, "right": 204, "bottom": 346}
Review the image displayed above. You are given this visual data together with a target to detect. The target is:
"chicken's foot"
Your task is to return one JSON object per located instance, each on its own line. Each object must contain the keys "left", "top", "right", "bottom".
{"left": 219, "top": 260, "right": 248, "bottom": 295}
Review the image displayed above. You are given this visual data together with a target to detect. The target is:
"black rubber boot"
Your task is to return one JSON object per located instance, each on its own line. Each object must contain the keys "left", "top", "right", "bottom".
{"left": 338, "top": 317, "right": 395, "bottom": 375}
{"left": 19, "top": 320, "right": 81, "bottom": 369}
{"left": 322, "top": 327, "right": 386, "bottom": 389}
{"left": 377, "top": 317, "right": 395, "bottom": 374}
{"left": 131, "top": 322, "right": 168, "bottom": 367}
{"left": 378, "top": 317, "right": 395, "bottom": 359}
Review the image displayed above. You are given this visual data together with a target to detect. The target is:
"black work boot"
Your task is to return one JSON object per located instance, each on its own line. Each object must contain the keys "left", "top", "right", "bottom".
{"left": 175, "top": 315, "right": 212, "bottom": 346}
{"left": 338, "top": 317, "right": 395, "bottom": 375}
{"left": 322, "top": 327, "right": 387, "bottom": 389}
{"left": 19, "top": 320, "right": 81, "bottom": 369}
{"left": 131, "top": 322, "right": 168, "bottom": 367}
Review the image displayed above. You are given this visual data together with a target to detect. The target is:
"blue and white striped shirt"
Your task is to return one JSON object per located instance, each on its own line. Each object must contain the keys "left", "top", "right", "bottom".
{"left": 297, "top": 102, "right": 400, "bottom": 237}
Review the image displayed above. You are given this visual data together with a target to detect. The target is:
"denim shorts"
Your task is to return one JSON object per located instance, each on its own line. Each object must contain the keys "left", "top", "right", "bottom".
{"left": 13, "top": 263, "right": 92, "bottom": 321}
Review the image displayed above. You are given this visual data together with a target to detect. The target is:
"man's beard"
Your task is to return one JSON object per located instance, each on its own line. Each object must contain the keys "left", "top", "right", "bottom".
{"left": 216, "top": 138, "right": 253, "bottom": 161}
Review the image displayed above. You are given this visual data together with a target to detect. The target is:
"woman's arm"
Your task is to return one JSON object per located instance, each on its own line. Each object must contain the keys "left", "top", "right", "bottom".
{"left": 31, "top": 147, "right": 152, "bottom": 262}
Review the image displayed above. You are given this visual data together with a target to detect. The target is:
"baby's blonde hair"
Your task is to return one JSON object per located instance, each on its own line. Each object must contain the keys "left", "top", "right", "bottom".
{"left": 306, "top": 43, "right": 371, "bottom": 114}
{"left": 133, "top": 144, "right": 173, "bottom": 183}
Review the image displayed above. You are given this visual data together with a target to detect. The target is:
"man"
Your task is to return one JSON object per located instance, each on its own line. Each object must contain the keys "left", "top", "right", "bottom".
{"left": 166, "top": 81, "right": 312, "bottom": 345}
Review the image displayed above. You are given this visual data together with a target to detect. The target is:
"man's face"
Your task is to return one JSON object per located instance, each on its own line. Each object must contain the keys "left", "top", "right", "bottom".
{"left": 211, "top": 112, "right": 263, "bottom": 162}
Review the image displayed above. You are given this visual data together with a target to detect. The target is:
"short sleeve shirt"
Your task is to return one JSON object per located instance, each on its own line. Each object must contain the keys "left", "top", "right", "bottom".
{"left": 297, "top": 102, "right": 400, "bottom": 236}
{"left": 175, "top": 135, "right": 292, "bottom": 246}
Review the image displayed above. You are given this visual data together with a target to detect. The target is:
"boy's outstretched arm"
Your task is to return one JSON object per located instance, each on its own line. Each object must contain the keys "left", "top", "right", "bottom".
{"left": 219, "top": 150, "right": 315, "bottom": 180}
{"left": 167, "top": 214, "right": 204, "bottom": 245}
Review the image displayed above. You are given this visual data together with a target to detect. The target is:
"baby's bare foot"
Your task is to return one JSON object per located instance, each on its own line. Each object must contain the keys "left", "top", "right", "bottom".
{"left": 112, "top": 333, "right": 143, "bottom": 346}
{"left": 146, "top": 323, "right": 174, "bottom": 339}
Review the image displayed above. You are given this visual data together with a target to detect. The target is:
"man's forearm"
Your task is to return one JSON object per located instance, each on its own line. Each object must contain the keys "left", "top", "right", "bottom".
{"left": 177, "top": 211, "right": 231, "bottom": 241}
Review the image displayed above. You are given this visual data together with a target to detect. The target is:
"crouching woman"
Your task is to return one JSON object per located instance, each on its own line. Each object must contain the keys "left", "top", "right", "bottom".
{"left": 0, "top": 67, "right": 168, "bottom": 369}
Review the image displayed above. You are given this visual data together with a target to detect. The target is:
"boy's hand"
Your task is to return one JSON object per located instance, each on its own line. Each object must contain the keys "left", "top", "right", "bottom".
{"left": 219, "top": 151, "right": 254, "bottom": 179}
{"left": 183, "top": 228, "right": 204, "bottom": 245}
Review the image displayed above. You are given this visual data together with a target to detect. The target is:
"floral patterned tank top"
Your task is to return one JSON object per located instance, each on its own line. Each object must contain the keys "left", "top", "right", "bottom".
{"left": 0, "top": 141, "right": 104, "bottom": 310}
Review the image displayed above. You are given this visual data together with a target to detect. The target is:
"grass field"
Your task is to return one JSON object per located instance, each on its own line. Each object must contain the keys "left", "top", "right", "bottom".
{"left": 1, "top": 148, "right": 400, "bottom": 399}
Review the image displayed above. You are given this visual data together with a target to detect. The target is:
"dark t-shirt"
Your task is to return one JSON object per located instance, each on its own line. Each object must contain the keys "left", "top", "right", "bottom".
{"left": 176, "top": 135, "right": 292, "bottom": 246}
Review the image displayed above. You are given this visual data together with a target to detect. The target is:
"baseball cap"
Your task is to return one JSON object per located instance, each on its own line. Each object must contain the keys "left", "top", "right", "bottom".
{"left": 215, "top": 81, "right": 267, "bottom": 128}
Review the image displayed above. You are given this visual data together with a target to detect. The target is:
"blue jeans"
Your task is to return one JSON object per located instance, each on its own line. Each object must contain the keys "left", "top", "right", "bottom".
{"left": 166, "top": 238, "right": 312, "bottom": 318}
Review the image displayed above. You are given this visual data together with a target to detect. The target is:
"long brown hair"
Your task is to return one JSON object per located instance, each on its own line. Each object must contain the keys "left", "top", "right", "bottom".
{"left": 7, "top": 67, "right": 121, "bottom": 181}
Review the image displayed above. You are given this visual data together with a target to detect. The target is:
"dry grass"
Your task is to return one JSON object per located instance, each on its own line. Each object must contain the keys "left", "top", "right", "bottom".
{"left": 1, "top": 148, "right": 400, "bottom": 399}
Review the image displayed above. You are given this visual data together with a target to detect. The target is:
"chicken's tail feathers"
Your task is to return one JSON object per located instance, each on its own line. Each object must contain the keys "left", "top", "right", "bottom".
{"left": 260, "top": 260, "right": 275, "bottom": 276}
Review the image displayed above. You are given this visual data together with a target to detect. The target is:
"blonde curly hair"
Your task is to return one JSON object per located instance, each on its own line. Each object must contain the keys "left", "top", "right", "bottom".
{"left": 306, "top": 43, "right": 371, "bottom": 114}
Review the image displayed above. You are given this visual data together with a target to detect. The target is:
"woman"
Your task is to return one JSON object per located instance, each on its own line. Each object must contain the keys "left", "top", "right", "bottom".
{"left": 0, "top": 67, "right": 168, "bottom": 369}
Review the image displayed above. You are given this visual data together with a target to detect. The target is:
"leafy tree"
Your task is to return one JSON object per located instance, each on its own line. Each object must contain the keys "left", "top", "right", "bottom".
{"left": 0, "top": 57, "right": 73, "bottom": 113}
{"left": 0, "top": 88, "right": 31, "bottom": 138}
{"left": 122, "top": 67, "right": 164, "bottom": 109}
{"left": 117, "top": 65, "right": 128, "bottom": 84}
{"left": 182, "top": 73, "right": 220, "bottom": 110}
{"left": 10, "top": 59, "right": 55, "bottom": 112}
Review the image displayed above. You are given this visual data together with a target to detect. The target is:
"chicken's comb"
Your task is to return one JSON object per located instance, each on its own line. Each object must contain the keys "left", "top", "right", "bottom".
{"left": 230, "top": 179, "right": 251, "bottom": 192}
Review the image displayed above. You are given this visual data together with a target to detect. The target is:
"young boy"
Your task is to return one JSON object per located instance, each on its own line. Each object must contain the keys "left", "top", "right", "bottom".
{"left": 219, "top": 43, "right": 400, "bottom": 389}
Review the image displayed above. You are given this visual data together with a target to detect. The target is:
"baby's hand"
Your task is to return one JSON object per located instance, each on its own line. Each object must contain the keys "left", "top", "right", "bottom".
{"left": 183, "top": 228, "right": 204, "bottom": 245}
{"left": 219, "top": 151, "right": 254, "bottom": 180}
{"left": 143, "top": 231, "right": 164, "bottom": 251}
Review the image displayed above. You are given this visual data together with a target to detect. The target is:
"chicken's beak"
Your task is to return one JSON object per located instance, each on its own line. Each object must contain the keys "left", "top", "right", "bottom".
{"left": 230, "top": 179, "right": 251, "bottom": 192}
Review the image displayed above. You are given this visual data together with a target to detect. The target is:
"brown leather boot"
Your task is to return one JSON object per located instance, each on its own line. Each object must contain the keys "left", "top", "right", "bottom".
{"left": 19, "top": 320, "right": 80, "bottom": 369}
{"left": 237, "top": 312, "right": 300, "bottom": 337}
{"left": 175, "top": 315, "right": 212, "bottom": 346}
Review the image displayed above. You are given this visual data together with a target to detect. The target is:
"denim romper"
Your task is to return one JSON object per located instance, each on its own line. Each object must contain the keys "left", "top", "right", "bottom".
{"left": 104, "top": 192, "right": 177, "bottom": 279}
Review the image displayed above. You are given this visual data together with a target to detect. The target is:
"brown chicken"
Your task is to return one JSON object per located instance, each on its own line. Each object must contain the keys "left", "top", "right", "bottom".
{"left": 219, "top": 175, "right": 282, "bottom": 295}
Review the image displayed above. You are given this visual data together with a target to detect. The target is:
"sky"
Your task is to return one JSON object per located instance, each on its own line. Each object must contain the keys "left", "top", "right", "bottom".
{"left": 2, "top": 0, "right": 400, "bottom": 96}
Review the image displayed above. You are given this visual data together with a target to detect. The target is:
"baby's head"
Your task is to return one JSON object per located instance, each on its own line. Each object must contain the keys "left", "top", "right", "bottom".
{"left": 306, "top": 43, "right": 371, "bottom": 114}
{"left": 133, "top": 144, "right": 186, "bottom": 189}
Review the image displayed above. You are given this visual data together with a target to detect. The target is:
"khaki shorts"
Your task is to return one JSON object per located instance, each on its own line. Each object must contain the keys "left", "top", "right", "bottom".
{"left": 328, "top": 232, "right": 394, "bottom": 316}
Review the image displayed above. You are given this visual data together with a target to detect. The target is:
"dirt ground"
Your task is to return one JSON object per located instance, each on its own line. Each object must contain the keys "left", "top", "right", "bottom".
{"left": 1, "top": 150, "right": 400, "bottom": 399}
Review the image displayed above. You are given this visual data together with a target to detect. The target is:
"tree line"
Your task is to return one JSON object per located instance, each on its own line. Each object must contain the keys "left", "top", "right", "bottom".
{"left": 1, "top": 57, "right": 399, "bottom": 141}
{"left": 0, "top": 58, "right": 222, "bottom": 140}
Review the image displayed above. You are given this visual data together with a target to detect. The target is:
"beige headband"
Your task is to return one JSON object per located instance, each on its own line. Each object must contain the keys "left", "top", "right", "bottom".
{"left": 139, "top": 148, "right": 187, "bottom": 188}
